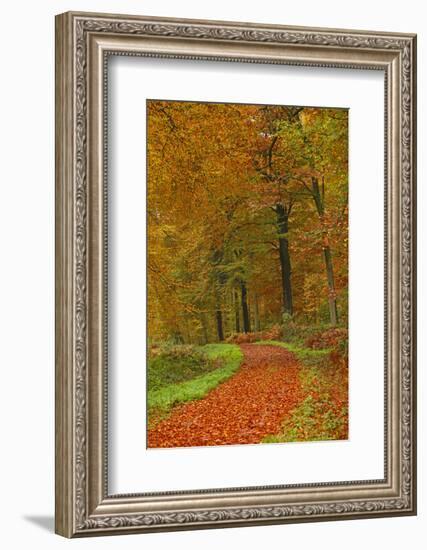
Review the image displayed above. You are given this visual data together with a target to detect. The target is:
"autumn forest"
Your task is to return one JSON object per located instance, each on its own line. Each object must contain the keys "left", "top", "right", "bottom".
{"left": 147, "top": 100, "right": 349, "bottom": 449}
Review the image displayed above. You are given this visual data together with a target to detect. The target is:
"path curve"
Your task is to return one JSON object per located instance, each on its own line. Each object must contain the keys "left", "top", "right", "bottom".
{"left": 148, "top": 344, "right": 302, "bottom": 448}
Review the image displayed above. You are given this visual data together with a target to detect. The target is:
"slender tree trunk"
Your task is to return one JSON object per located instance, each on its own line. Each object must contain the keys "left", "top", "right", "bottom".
{"left": 311, "top": 177, "right": 338, "bottom": 326}
{"left": 200, "top": 313, "right": 209, "bottom": 344}
{"left": 215, "top": 308, "right": 224, "bottom": 341}
{"left": 275, "top": 203, "right": 293, "bottom": 316}
{"left": 211, "top": 248, "right": 226, "bottom": 340}
{"left": 254, "top": 293, "right": 260, "bottom": 332}
{"left": 323, "top": 246, "right": 338, "bottom": 325}
{"left": 185, "top": 319, "right": 192, "bottom": 345}
{"left": 240, "top": 281, "right": 251, "bottom": 333}
{"left": 233, "top": 289, "right": 240, "bottom": 333}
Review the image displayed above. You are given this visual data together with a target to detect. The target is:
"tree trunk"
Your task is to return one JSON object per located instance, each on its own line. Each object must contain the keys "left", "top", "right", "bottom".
{"left": 233, "top": 289, "right": 240, "bottom": 333}
{"left": 254, "top": 293, "right": 260, "bottom": 332}
{"left": 323, "top": 246, "right": 338, "bottom": 325}
{"left": 211, "top": 248, "right": 226, "bottom": 340}
{"left": 275, "top": 203, "right": 293, "bottom": 316}
{"left": 311, "top": 177, "right": 338, "bottom": 325}
{"left": 200, "top": 313, "right": 209, "bottom": 344}
{"left": 240, "top": 281, "right": 251, "bottom": 333}
{"left": 215, "top": 308, "right": 224, "bottom": 341}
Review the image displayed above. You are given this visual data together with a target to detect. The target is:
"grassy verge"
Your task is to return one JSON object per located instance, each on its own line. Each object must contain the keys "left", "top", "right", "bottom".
{"left": 148, "top": 345, "right": 220, "bottom": 390}
{"left": 148, "top": 343, "right": 243, "bottom": 429}
{"left": 260, "top": 340, "right": 348, "bottom": 443}
{"left": 260, "top": 340, "right": 331, "bottom": 365}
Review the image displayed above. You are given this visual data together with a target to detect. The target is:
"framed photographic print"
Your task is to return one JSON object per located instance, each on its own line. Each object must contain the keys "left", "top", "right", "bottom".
{"left": 55, "top": 11, "right": 417, "bottom": 537}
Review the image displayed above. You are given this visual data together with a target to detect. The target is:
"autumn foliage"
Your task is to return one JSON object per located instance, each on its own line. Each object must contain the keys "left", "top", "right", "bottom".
{"left": 147, "top": 100, "right": 348, "bottom": 344}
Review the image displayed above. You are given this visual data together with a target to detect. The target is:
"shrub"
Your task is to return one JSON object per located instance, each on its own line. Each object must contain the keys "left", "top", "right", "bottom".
{"left": 148, "top": 344, "right": 218, "bottom": 391}
{"left": 305, "top": 327, "right": 348, "bottom": 350}
{"left": 226, "top": 324, "right": 282, "bottom": 344}
{"left": 280, "top": 321, "right": 331, "bottom": 346}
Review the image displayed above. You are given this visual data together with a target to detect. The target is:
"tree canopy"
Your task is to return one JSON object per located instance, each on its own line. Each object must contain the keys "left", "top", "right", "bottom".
{"left": 147, "top": 100, "right": 348, "bottom": 344}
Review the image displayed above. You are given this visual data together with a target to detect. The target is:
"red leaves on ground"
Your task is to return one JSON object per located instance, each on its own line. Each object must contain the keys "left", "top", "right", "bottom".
{"left": 148, "top": 344, "right": 302, "bottom": 448}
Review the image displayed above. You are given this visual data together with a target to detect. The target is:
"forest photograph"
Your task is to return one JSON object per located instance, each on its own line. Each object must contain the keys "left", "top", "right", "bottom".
{"left": 146, "top": 99, "right": 349, "bottom": 449}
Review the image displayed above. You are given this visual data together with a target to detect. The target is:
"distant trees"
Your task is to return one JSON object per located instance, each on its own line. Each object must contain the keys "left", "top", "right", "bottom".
{"left": 147, "top": 100, "right": 348, "bottom": 344}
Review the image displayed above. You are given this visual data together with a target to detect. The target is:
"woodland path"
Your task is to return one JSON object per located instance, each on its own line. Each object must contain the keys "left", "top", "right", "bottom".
{"left": 148, "top": 344, "right": 302, "bottom": 448}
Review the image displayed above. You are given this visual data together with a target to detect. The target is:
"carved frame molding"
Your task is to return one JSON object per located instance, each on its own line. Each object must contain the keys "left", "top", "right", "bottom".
{"left": 55, "top": 11, "right": 416, "bottom": 537}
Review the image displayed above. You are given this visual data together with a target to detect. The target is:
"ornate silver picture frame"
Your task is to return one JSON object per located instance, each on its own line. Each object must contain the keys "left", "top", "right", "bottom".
{"left": 55, "top": 11, "right": 416, "bottom": 537}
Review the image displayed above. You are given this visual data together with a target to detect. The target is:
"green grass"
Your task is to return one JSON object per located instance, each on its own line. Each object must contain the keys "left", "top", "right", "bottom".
{"left": 147, "top": 343, "right": 243, "bottom": 428}
{"left": 258, "top": 340, "right": 330, "bottom": 366}
{"left": 148, "top": 345, "right": 219, "bottom": 391}
{"left": 259, "top": 340, "right": 348, "bottom": 443}
{"left": 263, "top": 394, "right": 348, "bottom": 443}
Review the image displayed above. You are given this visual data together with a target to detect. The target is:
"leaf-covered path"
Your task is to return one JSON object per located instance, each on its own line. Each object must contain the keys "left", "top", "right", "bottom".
{"left": 148, "top": 344, "right": 302, "bottom": 448}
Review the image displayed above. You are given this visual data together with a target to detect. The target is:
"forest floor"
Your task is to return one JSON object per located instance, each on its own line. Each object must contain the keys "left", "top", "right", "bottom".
{"left": 147, "top": 344, "right": 303, "bottom": 448}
